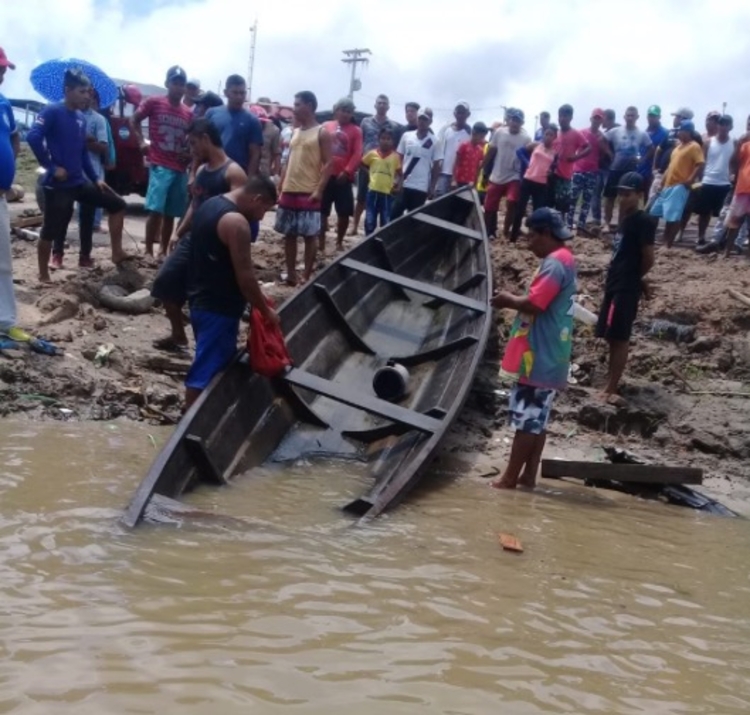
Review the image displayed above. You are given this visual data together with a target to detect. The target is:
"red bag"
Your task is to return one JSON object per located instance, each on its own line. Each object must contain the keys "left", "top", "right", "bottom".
{"left": 247, "top": 298, "right": 292, "bottom": 377}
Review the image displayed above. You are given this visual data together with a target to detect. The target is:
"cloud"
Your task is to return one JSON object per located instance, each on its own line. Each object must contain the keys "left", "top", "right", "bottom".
{"left": 4, "top": 0, "right": 750, "bottom": 132}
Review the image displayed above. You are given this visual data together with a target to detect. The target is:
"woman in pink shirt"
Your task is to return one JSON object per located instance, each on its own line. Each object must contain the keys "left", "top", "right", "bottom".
{"left": 568, "top": 109, "right": 608, "bottom": 235}
{"left": 511, "top": 125, "right": 558, "bottom": 242}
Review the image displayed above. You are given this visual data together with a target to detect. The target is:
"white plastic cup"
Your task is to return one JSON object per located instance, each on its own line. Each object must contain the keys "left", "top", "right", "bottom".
{"left": 572, "top": 302, "right": 597, "bottom": 326}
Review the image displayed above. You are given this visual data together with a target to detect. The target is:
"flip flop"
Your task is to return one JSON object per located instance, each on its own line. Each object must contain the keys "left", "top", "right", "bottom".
{"left": 29, "top": 337, "right": 64, "bottom": 356}
{"left": 152, "top": 337, "right": 189, "bottom": 354}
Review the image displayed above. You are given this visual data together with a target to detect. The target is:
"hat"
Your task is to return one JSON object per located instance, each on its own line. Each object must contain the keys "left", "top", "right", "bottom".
{"left": 186, "top": 77, "right": 201, "bottom": 89}
{"left": 472, "top": 121, "right": 488, "bottom": 133}
{"left": 194, "top": 90, "right": 223, "bottom": 109}
{"left": 617, "top": 171, "right": 644, "bottom": 192}
{"left": 249, "top": 104, "right": 270, "bottom": 122}
{"left": 678, "top": 120, "right": 695, "bottom": 133}
{"left": 166, "top": 65, "right": 187, "bottom": 83}
{"left": 671, "top": 107, "right": 694, "bottom": 120}
{"left": 706, "top": 110, "right": 721, "bottom": 120}
{"left": 417, "top": 108, "right": 431, "bottom": 120}
{"left": 506, "top": 107, "right": 525, "bottom": 122}
{"left": 719, "top": 114, "right": 734, "bottom": 126}
{"left": 455, "top": 100, "right": 470, "bottom": 112}
{"left": 0, "top": 47, "right": 15, "bottom": 70}
{"left": 525, "top": 208, "right": 573, "bottom": 240}
{"left": 647, "top": 104, "right": 661, "bottom": 117}
{"left": 591, "top": 108, "right": 605, "bottom": 119}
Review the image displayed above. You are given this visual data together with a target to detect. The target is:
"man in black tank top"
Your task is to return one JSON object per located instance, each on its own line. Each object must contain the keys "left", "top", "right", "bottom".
{"left": 152, "top": 119, "right": 246, "bottom": 352}
{"left": 184, "top": 175, "right": 278, "bottom": 408}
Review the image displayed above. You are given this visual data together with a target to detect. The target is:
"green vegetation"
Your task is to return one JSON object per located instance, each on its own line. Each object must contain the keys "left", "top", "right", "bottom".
{"left": 15, "top": 146, "right": 39, "bottom": 193}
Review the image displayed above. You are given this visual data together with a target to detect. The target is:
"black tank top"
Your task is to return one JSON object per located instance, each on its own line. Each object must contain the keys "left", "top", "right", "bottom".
{"left": 191, "top": 160, "right": 232, "bottom": 209}
{"left": 188, "top": 195, "right": 245, "bottom": 318}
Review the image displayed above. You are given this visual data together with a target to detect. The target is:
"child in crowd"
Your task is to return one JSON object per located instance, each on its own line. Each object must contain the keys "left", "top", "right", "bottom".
{"left": 453, "top": 122, "right": 489, "bottom": 188}
{"left": 361, "top": 128, "right": 401, "bottom": 235}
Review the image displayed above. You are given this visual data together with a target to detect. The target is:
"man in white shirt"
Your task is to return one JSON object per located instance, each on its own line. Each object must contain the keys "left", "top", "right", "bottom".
{"left": 693, "top": 114, "right": 733, "bottom": 245}
{"left": 392, "top": 109, "right": 438, "bottom": 218}
{"left": 434, "top": 101, "right": 472, "bottom": 197}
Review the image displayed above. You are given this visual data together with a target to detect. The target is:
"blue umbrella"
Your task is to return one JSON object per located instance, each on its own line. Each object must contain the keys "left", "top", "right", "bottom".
{"left": 30, "top": 57, "right": 118, "bottom": 109}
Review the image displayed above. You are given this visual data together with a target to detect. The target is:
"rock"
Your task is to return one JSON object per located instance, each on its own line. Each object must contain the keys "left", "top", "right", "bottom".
{"left": 651, "top": 425, "right": 671, "bottom": 446}
{"left": 687, "top": 336, "right": 721, "bottom": 354}
{"left": 691, "top": 432, "right": 727, "bottom": 456}
{"left": 37, "top": 295, "right": 80, "bottom": 327}
{"left": 717, "top": 352, "right": 734, "bottom": 372}
{"left": 92, "top": 316, "right": 107, "bottom": 332}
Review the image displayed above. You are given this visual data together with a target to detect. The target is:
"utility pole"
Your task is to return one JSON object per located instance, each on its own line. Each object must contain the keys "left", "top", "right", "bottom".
{"left": 247, "top": 19, "right": 258, "bottom": 101}
{"left": 341, "top": 48, "right": 371, "bottom": 100}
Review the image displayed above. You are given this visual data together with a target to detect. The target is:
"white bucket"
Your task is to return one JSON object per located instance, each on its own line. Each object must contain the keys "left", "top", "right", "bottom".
{"left": 572, "top": 302, "right": 597, "bottom": 326}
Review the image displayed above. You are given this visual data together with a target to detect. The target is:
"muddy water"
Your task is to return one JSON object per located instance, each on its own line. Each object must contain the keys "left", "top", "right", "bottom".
{"left": 0, "top": 420, "right": 749, "bottom": 714}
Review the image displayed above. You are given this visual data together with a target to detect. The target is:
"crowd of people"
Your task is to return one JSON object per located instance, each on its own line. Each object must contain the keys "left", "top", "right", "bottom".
{"left": 2, "top": 47, "right": 750, "bottom": 486}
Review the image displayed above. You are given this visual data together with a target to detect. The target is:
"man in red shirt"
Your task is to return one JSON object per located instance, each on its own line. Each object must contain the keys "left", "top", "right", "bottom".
{"left": 320, "top": 97, "right": 362, "bottom": 254}
{"left": 550, "top": 104, "right": 589, "bottom": 225}
{"left": 131, "top": 66, "right": 193, "bottom": 257}
{"left": 452, "top": 122, "right": 488, "bottom": 187}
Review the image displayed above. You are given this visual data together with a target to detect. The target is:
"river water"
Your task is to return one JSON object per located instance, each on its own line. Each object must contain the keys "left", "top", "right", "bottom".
{"left": 0, "top": 420, "right": 748, "bottom": 714}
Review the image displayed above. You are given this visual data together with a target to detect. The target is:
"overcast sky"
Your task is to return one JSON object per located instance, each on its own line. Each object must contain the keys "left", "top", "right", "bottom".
{"left": 5, "top": 0, "right": 750, "bottom": 132}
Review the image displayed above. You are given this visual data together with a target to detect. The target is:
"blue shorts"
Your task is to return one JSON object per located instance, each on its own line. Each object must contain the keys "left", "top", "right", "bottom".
{"left": 185, "top": 309, "right": 239, "bottom": 390}
{"left": 649, "top": 184, "right": 689, "bottom": 223}
{"left": 152, "top": 233, "right": 190, "bottom": 305}
{"left": 145, "top": 165, "right": 189, "bottom": 218}
{"left": 508, "top": 384, "right": 557, "bottom": 435}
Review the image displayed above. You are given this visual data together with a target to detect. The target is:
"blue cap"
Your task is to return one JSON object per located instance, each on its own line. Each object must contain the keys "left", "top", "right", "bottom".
{"left": 525, "top": 208, "right": 573, "bottom": 240}
{"left": 679, "top": 120, "right": 695, "bottom": 133}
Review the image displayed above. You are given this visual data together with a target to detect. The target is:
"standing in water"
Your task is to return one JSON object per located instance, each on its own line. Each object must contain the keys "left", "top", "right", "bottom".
{"left": 361, "top": 127, "right": 401, "bottom": 235}
{"left": 490, "top": 208, "right": 577, "bottom": 490}
{"left": 185, "top": 176, "right": 279, "bottom": 409}
{"left": 511, "top": 124, "right": 558, "bottom": 242}
{"left": 151, "top": 119, "right": 247, "bottom": 353}
{"left": 275, "top": 91, "right": 333, "bottom": 286}
{"left": 320, "top": 97, "right": 362, "bottom": 254}
{"left": 131, "top": 66, "right": 193, "bottom": 257}
{"left": 27, "top": 69, "right": 129, "bottom": 282}
{"left": 596, "top": 172, "right": 656, "bottom": 401}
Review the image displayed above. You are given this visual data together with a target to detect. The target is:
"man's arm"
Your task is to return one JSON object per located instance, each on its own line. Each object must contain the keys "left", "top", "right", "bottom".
{"left": 82, "top": 141, "right": 100, "bottom": 185}
{"left": 312, "top": 128, "right": 333, "bottom": 200}
{"left": 641, "top": 244, "right": 655, "bottom": 277}
{"left": 344, "top": 126, "right": 363, "bottom": 180}
{"left": 683, "top": 148, "right": 705, "bottom": 187}
{"left": 247, "top": 116, "right": 262, "bottom": 176}
{"left": 219, "top": 214, "right": 279, "bottom": 323}
{"left": 492, "top": 291, "right": 544, "bottom": 315}
{"left": 130, "top": 100, "right": 151, "bottom": 153}
{"left": 270, "top": 128, "right": 281, "bottom": 176}
{"left": 26, "top": 108, "right": 54, "bottom": 171}
{"left": 482, "top": 144, "right": 498, "bottom": 182}
{"left": 572, "top": 133, "right": 591, "bottom": 162}
{"left": 226, "top": 161, "right": 248, "bottom": 190}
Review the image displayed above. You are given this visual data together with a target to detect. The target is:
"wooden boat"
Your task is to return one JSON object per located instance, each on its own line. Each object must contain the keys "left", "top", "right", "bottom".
{"left": 123, "top": 187, "right": 492, "bottom": 527}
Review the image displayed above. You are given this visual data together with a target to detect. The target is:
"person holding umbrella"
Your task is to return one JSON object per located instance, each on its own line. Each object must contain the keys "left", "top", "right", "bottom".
{"left": 27, "top": 68, "right": 129, "bottom": 282}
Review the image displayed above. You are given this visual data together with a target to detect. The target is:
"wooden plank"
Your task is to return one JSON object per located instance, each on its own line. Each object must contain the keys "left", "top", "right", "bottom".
{"left": 340, "top": 259, "right": 487, "bottom": 313}
{"left": 412, "top": 212, "right": 483, "bottom": 241}
{"left": 728, "top": 288, "right": 750, "bottom": 309}
{"left": 281, "top": 367, "right": 443, "bottom": 434}
{"left": 10, "top": 215, "right": 43, "bottom": 230}
{"left": 541, "top": 459, "right": 703, "bottom": 485}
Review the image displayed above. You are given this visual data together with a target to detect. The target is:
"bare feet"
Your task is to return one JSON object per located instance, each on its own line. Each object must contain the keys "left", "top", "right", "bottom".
{"left": 489, "top": 478, "right": 517, "bottom": 490}
{"left": 348, "top": 227, "right": 358, "bottom": 237}
{"left": 38, "top": 273, "right": 53, "bottom": 284}
{"left": 599, "top": 391, "right": 627, "bottom": 406}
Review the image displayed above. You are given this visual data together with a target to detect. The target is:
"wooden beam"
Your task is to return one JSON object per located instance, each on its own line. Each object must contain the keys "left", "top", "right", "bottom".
{"left": 411, "top": 212, "right": 484, "bottom": 241}
{"left": 340, "top": 259, "right": 487, "bottom": 313}
{"left": 541, "top": 459, "right": 702, "bottom": 485}
{"left": 728, "top": 288, "right": 750, "bottom": 309}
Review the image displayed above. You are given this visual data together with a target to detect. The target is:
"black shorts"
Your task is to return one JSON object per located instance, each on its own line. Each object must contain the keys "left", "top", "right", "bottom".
{"left": 693, "top": 183, "right": 731, "bottom": 217}
{"left": 321, "top": 176, "right": 355, "bottom": 219}
{"left": 603, "top": 170, "right": 628, "bottom": 199}
{"left": 152, "top": 233, "right": 191, "bottom": 305}
{"left": 596, "top": 291, "right": 640, "bottom": 341}
{"left": 356, "top": 168, "right": 369, "bottom": 202}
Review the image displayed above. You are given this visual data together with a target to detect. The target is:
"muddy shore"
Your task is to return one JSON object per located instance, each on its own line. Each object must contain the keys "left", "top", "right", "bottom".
{"left": 3, "top": 190, "right": 750, "bottom": 512}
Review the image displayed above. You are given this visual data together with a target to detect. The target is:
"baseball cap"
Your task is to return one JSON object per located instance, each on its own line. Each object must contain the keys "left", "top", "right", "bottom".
{"left": 455, "top": 100, "right": 470, "bottom": 112}
{"left": 472, "top": 121, "right": 489, "bottom": 133}
{"left": 0, "top": 47, "right": 15, "bottom": 70}
{"left": 671, "top": 107, "right": 694, "bottom": 120}
{"left": 417, "top": 108, "right": 431, "bottom": 120}
{"left": 591, "top": 108, "right": 605, "bottom": 119}
{"left": 647, "top": 104, "right": 661, "bottom": 117}
{"left": 506, "top": 107, "right": 525, "bottom": 122}
{"left": 679, "top": 120, "right": 696, "bottom": 133}
{"left": 617, "top": 171, "right": 644, "bottom": 192}
{"left": 186, "top": 77, "right": 201, "bottom": 89}
{"left": 166, "top": 65, "right": 187, "bottom": 83}
{"left": 525, "top": 208, "right": 573, "bottom": 240}
{"left": 706, "top": 110, "right": 721, "bottom": 120}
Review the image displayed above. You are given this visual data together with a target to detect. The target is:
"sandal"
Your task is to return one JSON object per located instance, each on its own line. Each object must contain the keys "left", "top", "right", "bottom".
{"left": 152, "top": 337, "right": 189, "bottom": 354}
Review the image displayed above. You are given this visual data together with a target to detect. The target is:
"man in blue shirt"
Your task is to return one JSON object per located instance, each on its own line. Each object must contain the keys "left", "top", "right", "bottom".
{"left": 27, "top": 69, "right": 129, "bottom": 281}
{"left": 639, "top": 105, "right": 668, "bottom": 196}
{"left": 0, "top": 46, "right": 23, "bottom": 339}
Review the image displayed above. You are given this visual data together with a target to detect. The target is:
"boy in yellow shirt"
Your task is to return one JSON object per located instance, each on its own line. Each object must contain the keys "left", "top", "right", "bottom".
{"left": 361, "top": 128, "right": 401, "bottom": 235}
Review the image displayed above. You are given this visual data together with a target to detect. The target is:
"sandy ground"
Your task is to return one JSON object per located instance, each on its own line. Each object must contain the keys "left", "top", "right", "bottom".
{"left": 3, "top": 187, "right": 750, "bottom": 514}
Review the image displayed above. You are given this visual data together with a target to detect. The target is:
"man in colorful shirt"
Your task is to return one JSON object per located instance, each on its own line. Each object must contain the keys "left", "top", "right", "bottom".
{"left": 320, "top": 97, "right": 363, "bottom": 253}
{"left": 490, "top": 208, "right": 577, "bottom": 490}
{"left": 131, "top": 65, "right": 193, "bottom": 256}
{"left": 452, "top": 122, "right": 488, "bottom": 187}
{"left": 352, "top": 94, "right": 399, "bottom": 235}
